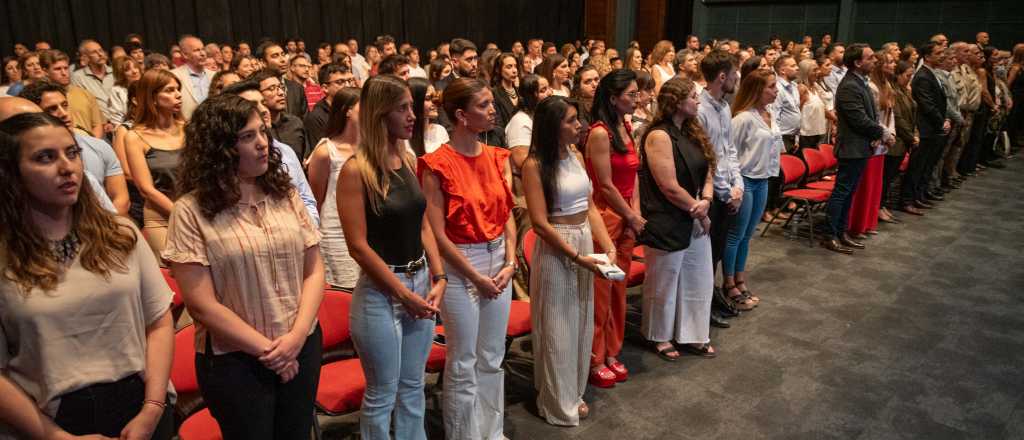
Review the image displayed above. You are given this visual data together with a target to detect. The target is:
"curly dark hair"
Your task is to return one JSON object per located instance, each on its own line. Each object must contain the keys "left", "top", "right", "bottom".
{"left": 177, "top": 94, "right": 293, "bottom": 219}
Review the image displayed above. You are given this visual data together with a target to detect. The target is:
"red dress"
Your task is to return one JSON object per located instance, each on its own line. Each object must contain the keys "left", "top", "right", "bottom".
{"left": 847, "top": 154, "right": 885, "bottom": 234}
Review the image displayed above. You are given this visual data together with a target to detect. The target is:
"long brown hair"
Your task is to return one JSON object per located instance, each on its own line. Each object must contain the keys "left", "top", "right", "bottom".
{"left": 732, "top": 69, "right": 776, "bottom": 116}
{"left": 0, "top": 113, "right": 136, "bottom": 294}
{"left": 648, "top": 77, "right": 716, "bottom": 170}
{"left": 355, "top": 75, "right": 416, "bottom": 215}
{"left": 869, "top": 52, "right": 895, "bottom": 113}
{"left": 132, "top": 68, "right": 183, "bottom": 128}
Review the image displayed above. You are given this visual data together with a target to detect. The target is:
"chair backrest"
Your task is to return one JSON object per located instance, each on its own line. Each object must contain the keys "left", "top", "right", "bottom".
{"left": 318, "top": 290, "right": 353, "bottom": 350}
{"left": 780, "top": 154, "right": 807, "bottom": 186}
{"left": 170, "top": 325, "right": 199, "bottom": 394}
{"left": 819, "top": 144, "right": 837, "bottom": 167}
{"left": 802, "top": 148, "right": 829, "bottom": 181}
{"left": 162, "top": 268, "right": 183, "bottom": 308}
{"left": 522, "top": 229, "right": 537, "bottom": 268}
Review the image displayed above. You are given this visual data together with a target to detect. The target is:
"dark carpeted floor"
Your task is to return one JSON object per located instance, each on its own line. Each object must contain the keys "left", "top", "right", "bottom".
{"left": 322, "top": 157, "right": 1024, "bottom": 439}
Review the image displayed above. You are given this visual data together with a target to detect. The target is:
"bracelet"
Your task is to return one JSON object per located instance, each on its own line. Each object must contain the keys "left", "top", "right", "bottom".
{"left": 503, "top": 260, "right": 517, "bottom": 271}
{"left": 432, "top": 273, "right": 448, "bottom": 283}
{"left": 144, "top": 399, "right": 166, "bottom": 410}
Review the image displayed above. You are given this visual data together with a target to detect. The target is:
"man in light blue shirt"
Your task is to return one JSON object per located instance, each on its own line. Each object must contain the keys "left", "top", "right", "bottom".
{"left": 170, "top": 35, "right": 213, "bottom": 119}
{"left": 823, "top": 43, "right": 847, "bottom": 94}
{"left": 773, "top": 55, "right": 802, "bottom": 153}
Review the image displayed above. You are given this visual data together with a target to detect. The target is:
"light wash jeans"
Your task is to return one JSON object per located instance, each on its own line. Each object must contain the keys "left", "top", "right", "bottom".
{"left": 441, "top": 237, "right": 511, "bottom": 440}
{"left": 350, "top": 266, "right": 435, "bottom": 440}
{"left": 723, "top": 176, "right": 769, "bottom": 276}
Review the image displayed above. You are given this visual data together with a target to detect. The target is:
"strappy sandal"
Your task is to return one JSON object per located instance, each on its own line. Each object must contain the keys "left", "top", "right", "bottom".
{"left": 679, "top": 342, "right": 717, "bottom": 358}
{"left": 724, "top": 285, "right": 755, "bottom": 311}
{"left": 735, "top": 282, "right": 760, "bottom": 306}
{"left": 651, "top": 341, "right": 680, "bottom": 362}
{"left": 578, "top": 402, "right": 591, "bottom": 420}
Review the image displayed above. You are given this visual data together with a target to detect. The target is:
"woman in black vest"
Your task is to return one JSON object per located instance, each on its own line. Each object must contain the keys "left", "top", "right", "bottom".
{"left": 637, "top": 77, "right": 718, "bottom": 361}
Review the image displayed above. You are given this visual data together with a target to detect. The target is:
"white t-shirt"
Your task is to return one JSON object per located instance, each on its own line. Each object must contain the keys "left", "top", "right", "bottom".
{"left": 505, "top": 111, "right": 533, "bottom": 148}
{"left": 424, "top": 123, "right": 450, "bottom": 154}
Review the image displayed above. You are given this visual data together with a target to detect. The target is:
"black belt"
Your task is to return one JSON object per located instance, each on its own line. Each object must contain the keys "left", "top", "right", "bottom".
{"left": 387, "top": 255, "right": 426, "bottom": 273}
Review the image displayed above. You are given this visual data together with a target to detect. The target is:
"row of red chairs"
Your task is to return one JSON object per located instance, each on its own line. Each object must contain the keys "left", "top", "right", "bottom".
{"left": 761, "top": 145, "right": 837, "bottom": 246}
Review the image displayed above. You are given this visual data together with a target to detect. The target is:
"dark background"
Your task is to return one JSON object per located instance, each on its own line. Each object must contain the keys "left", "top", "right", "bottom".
{"left": 0, "top": 0, "right": 585, "bottom": 58}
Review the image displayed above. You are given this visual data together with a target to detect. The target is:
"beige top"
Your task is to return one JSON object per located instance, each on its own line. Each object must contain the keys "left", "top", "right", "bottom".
{"left": 162, "top": 190, "right": 321, "bottom": 355}
{"left": 0, "top": 219, "right": 172, "bottom": 415}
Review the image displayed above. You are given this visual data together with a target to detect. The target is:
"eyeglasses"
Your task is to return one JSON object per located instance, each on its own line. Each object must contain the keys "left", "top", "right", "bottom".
{"left": 260, "top": 84, "right": 285, "bottom": 93}
{"left": 326, "top": 77, "right": 357, "bottom": 87}
{"left": 623, "top": 91, "right": 639, "bottom": 99}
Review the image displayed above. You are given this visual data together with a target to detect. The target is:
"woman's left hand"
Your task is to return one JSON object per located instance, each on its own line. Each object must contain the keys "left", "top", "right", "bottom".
{"left": 426, "top": 279, "right": 447, "bottom": 310}
{"left": 491, "top": 267, "right": 516, "bottom": 294}
{"left": 119, "top": 404, "right": 162, "bottom": 440}
{"left": 259, "top": 330, "right": 305, "bottom": 373}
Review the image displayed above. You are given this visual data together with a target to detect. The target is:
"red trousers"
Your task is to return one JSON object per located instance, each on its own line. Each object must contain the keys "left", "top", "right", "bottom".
{"left": 591, "top": 204, "right": 634, "bottom": 367}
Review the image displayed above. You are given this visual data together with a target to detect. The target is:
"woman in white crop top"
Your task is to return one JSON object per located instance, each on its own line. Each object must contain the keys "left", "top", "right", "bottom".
{"left": 521, "top": 96, "right": 614, "bottom": 426}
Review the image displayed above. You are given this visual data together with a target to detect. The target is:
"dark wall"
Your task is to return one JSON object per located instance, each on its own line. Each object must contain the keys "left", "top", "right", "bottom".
{"left": 0, "top": 0, "right": 584, "bottom": 58}
{"left": 702, "top": 1, "right": 839, "bottom": 46}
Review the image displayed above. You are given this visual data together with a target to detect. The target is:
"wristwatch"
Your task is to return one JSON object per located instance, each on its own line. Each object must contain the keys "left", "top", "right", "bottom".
{"left": 432, "top": 273, "right": 448, "bottom": 283}
{"left": 504, "top": 260, "right": 518, "bottom": 271}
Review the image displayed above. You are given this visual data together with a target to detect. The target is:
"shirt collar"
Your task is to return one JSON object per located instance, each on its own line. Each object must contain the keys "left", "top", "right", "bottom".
{"left": 701, "top": 89, "right": 728, "bottom": 113}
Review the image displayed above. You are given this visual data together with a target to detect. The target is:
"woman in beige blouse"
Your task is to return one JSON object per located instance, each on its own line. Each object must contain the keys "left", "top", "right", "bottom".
{"left": 164, "top": 94, "right": 325, "bottom": 439}
{"left": 0, "top": 112, "right": 174, "bottom": 439}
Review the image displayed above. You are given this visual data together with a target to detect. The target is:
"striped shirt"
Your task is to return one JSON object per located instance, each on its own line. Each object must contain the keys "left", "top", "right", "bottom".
{"left": 163, "top": 190, "right": 321, "bottom": 354}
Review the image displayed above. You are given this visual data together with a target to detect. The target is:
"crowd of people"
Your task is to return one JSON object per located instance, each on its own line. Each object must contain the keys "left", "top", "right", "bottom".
{"left": 0, "top": 28, "right": 1021, "bottom": 440}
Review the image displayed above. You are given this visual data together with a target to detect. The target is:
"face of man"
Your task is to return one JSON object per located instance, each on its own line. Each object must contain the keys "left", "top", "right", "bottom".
{"left": 528, "top": 40, "right": 541, "bottom": 56}
{"left": 290, "top": 57, "right": 312, "bottom": 82}
{"left": 181, "top": 37, "right": 207, "bottom": 70}
{"left": 263, "top": 45, "right": 288, "bottom": 74}
{"left": 321, "top": 71, "right": 355, "bottom": 102}
{"left": 238, "top": 43, "right": 251, "bottom": 57}
{"left": 854, "top": 47, "right": 876, "bottom": 74}
{"left": 454, "top": 49, "right": 478, "bottom": 78}
{"left": 383, "top": 42, "right": 397, "bottom": 56}
{"left": 258, "top": 76, "right": 287, "bottom": 115}
{"left": 933, "top": 34, "right": 949, "bottom": 49}
{"left": 46, "top": 60, "right": 72, "bottom": 86}
{"left": 977, "top": 32, "right": 990, "bottom": 46}
{"left": 764, "top": 48, "right": 779, "bottom": 67}
{"left": 348, "top": 39, "right": 359, "bottom": 55}
{"left": 830, "top": 45, "right": 845, "bottom": 66}
{"left": 924, "top": 44, "right": 944, "bottom": 67}
{"left": 82, "top": 41, "right": 107, "bottom": 68}
{"left": 285, "top": 41, "right": 298, "bottom": 53}
{"left": 778, "top": 57, "right": 798, "bottom": 81}
{"left": 968, "top": 45, "right": 983, "bottom": 67}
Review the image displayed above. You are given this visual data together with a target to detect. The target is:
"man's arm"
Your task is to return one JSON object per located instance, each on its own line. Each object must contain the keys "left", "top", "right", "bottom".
{"left": 835, "top": 81, "right": 885, "bottom": 141}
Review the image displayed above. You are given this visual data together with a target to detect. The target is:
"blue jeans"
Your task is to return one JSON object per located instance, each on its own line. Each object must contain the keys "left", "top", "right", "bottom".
{"left": 723, "top": 177, "right": 769, "bottom": 276}
{"left": 350, "top": 268, "right": 435, "bottom": 440}
{"left": 825, "top": 157, "right": 868, "bottom": 239}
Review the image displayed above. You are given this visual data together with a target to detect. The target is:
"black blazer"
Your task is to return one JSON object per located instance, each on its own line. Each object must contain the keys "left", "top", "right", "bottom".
{"left": 834, "top": 71, "right": 885, "bottom": 159}
{"left": 912, "top": 66, "right": 948, "bottom": 139}
{"left": 491, "top": 86, "right": 517, "bottom": 132}
{"left": 284, "top": 78, "right": 308, "bottom": 118}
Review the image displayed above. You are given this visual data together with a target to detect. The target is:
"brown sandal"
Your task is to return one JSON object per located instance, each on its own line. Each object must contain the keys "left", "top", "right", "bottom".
{"left": 735, "top": 282, "right": 760, "bottom": 306}
{"left": 724, "top": 285, "right": 755, "bottom": 311}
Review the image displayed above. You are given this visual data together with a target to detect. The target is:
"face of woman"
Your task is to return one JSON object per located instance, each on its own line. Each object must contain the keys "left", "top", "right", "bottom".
{"left": 387, "top": 90, "right": 416, "bottom": 140}
{"left": 235, "top": 112, "right": 270, "bottom": 180}
{"left": 19, "top": 125, "right": 83, "bottom": 211}
{"left": 684, "top": 54, "right": 699, "bottom": 73}
{"left": 679, "top": 87, "right": 700, "bottom": 118}
{"left": 536, "top": 77, "right": 553, "bottom": 101}
{"left": 801, "top": 47, "right": 812, "bottom": 59}
{"left": 663, "top": 49, "right": 676, "bottom": 65}
{"left": 24, "top": 56, "right": 45, "bottom": 80}
{"left": 578, "top": 70, "right": 599, "bottom": 99}
{"left": 758, "top": 57, "right": 770, "bottom": 71}
{"left": 554, "top": 60, "right": 569, "bottom": 81}
{"left": 631, "top": 51, "right": 643, "bottom": 69}
{"left": 908, "top": 49, "right": 919, "bottom": 65}
{"left": 124, "top": 62, "right": 142, "bottom": 82}
{"left": 612, "top": 81, "right": 639, "bottom": 116}
{"left": 760, "top": 78, "right": 779, "bottom": 106}
{"left": 501, "top": 57, "right": 518, "bottom": 83}
{"left": 882, "top": 55, "right": 896, "bottom": 76}
{"left": 237, "top": 58, "right": 254, "bottom": 78}
{"left": 558, "top": 105, "right": 581, "bottom": 146}
{"left": 215, "top": 73, "right": 241, "bottom": 94}
{"left": 156, "top": 81, "right": 183, "bottom": 115}
{"left": 424, "top": 86, "right": 438, "bottom": 120}
{"left": 819, "top": 58, "right": 833, "bottom": 77}
{"left": 896, "top": 67, "right": 914, "bottom": 88}
{"left": 5, "top": 60, "right": 22, "bottom": 83}
{"left": 440, "top": 64, "right": 452, "bottom": 79}
{"left": 459, "top": 88, "right": 496, "bottom": 132}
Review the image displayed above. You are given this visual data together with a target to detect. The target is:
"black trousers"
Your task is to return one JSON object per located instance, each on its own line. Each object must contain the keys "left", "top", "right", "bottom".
{"left": 54, "top": 374, "right": 174, "bottom": 439}
{"left": 709, "top": 197, "right": 732, "bottom": 275}
{"left": 901, "top": 136, "right": 945, "bottom": 204}
{"left": 196, "top": 326, "right": 323, "bottom": 440}
{"left": 959, "top": 108, "right": 991, "bottom": 174}
{"left": 825, "top": 157, "right": 868, "bottom": 239}
{"left": 881, "top": 155, "right": 904, "bottom": 209}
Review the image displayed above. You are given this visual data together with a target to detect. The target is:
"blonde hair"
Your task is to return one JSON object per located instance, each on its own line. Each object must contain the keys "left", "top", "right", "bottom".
{"left": 355, "top": 75, "right": 416, "bottom": 215}
{"left": 651, "top": 40, "right": 675, "bottom": 66}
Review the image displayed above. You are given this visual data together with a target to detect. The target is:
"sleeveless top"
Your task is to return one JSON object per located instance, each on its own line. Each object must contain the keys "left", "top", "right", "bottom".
{"left": 315, "top": 139, "right": 360, "bottom": 289}
{"left": 364, "top": 164, "right": 426, "bottom": 265}
{"left": 418, "top": 144, "right": 513, "bottom": 244}
{"left": 637, "top": 122, "right": 708, "bottom": 252}
{"left": 800, "top": 86, "right": 828, "bottom": 136}
{"left": 550, "top": 150, "right": 591, "bottom": 216}
{"left": 134, "top": 130, "right": 181, "bottom": 199}
{"left": 585, "top": 120, "right": 640, "bottom": 205}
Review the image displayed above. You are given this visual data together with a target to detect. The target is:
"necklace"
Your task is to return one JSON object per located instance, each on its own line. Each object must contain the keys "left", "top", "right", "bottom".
{"left": 49, "top": 232, "right": 80, "bottom": 266}
{"left": 504, "top": 85, "right": 518, "bottom": 100}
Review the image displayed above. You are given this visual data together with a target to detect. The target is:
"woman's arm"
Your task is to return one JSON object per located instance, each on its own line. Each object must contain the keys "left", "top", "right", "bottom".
{"left": 585, "top": 126, "right": 645, "bottom": 233}
{"left": 645, "top": 131, "right": 704, "bottom": 213}
{"left": 112, "top": 126, "right": 132, "bottom": 181}
{"left": 306, "top": 143, "right": 330, "bottom": 211}
{"left": 421, "top": 210, "right": 447, "bottom": 310}
{"left": 259, "top": 245, "right": 325, "bottom": 374}
{"left": 119, "top": 310, "right": 174, "bottom": 439}
{"left": 124, "top": 134, "right": 174, "bottom": 215}
{"left": 494, "top": 160, "right": 518, "bottom": 290}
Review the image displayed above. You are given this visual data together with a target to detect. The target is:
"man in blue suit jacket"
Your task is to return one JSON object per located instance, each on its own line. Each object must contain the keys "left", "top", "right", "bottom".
{"left": 823, "top": 44, "right": 894, "bottom": 254}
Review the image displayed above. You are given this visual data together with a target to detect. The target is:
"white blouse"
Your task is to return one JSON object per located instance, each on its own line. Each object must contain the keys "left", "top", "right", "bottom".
{"left": 505, "top": 111, "right": 533, "bottom": 148}
{"left": 731, "top": 109, "right": 782, "bottom": 179}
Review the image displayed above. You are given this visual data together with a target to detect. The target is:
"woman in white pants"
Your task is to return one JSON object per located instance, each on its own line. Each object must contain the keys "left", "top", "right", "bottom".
{"left": 420, "top": 77, "right": 516, "bottom": 440}
{"left": 637, "top": 77, "right": 717, "bottom": 360}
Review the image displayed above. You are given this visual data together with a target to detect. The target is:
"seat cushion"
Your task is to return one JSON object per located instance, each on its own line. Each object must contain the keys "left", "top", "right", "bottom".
{"left": 506, "top": 300, "right": 532, "bottom": 337}
{"left": 426, "top": 343, "right": 446, "bottom": 373}
{"left": 627, "top": 261, "right": 645, "bottom": 287}
{"left": 806, "top": 181, "right": 835, "bottom": 191}
{"left": 178, "top": 408, "right": 221, "bottom": 440}
{"left": 783, "top": 189, "right": 831, "bottom": 202}
{"left": 316, "top": 358, "right": 366, "bottom": 415}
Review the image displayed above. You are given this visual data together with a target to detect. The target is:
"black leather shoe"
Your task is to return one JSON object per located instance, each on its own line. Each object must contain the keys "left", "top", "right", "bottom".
{"left": 821, "top": 239, "right": 854, "bottom": 254}
{"left": 710, "top": 310, "right": 731, "bottom": 328}
{"left": 840, "top": 234, "right": 866, "bottom": 249}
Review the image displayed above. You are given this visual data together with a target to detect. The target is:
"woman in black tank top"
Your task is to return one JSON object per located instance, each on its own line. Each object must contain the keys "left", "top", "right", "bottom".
{"left": 336, "top": 74, "right": 446, "bottom": 439}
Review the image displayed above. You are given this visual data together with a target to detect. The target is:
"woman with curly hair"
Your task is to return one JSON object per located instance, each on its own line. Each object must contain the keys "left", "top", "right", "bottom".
{"left": 0, "top": 112, "right": 174, "bottom": 439}
{"left": 123, "top": 69, "right": 185, "bottom": 262}
{"left": 638, "top": 77, "right": 717, "bottom": 361}
{"left": 163, "top": 93, "right": 325, "bottom": 439}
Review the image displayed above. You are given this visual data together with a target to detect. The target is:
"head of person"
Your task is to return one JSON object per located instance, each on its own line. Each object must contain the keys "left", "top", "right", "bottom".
{"left": 221, "top": 45, "right": 234, "bottom": 64}
{"left": 123, "top": 42, "right": 146, "bottom": 66}
{"left": 634, "top": 70, "right": 656, "bottom": 108}
{"left": 518, "top": 74, "right": 552, "bottom": 115}
{"left": 402, "top": 46, "right": 421, "bottom": 67}
{"left": 210, "top": 70, "right": 242, "bottom": 97}
{"left": 429, "top": 58, "right": 452, "bottom": 84}
{"left": 821, "top": 34, "right": 833, "bottom": 46}
{"left": 144, "top": 53, "right": 171, "bottom": 71}
{"left": 450, "top": 38, "right": 479, "bottom": 78}
{"left": 347, "top": 38, "right": 360, "bottom": 55}
{"left": 377, "top": 35, "right": 397, "bottom": 57}
{"left": 571, "top": 65, "right": 600, "bottom": 103}
{"left": 19, "top": 81, "right": 73, "bottom": 130}
{"left": 178, "top": 94, "right": 291, "bottom": 219}
{"left": 816, "top": 54, "right": 834, "bottom": 78}
{"left": 688, "top": 35, "right": 701, "bottom": 50}
{"left": 676, "top": 49, "right": 701, "bottom": 77}
{"left": 797, "top": 58, "right": 821, "bottom": 85}
{"left": 843, "top": 43, "right": 875, "bottom": 75}
{"left": 407, "top": 77, "right": 437, "bottom": 156}
{"left": 900, "top": 44, "right": 918, "bottom": 64}
{"left": 3, "top": 57, "right": 22, "bottom": 85}
{"left": 355, "top": 75, "right": 416, "bottom": 215}
{"left": 365, "top": 45, "right": 382, "bottom": 65}
{"left": 920, "top": 41, "right": 944, "bottom": 68}
{"left": 112, "top": 56, "right": 142, "bottom": 88}
{"left": 1012, "top": 43, "right": 1024, "bottom": 66}
{"left": 288, "top": 53, "right": 313, "bottom": 82}
{"left": 977, "top": 32, "right": 990, "bottom": 46}
{"left": 490, "top": 53, "right": 519, "bottom": 88}
{"left": 625, "top": 48, "right": 644, "bottom": 71}
{"left": 651, "top": 40, "right": 676, "bottom": 66}
{"left": 231, "top": 54, "right": 258, "bottom": 79}
{"left": 377, "top": 54, "right": 411, "bottom": 81}
{"left": 284, "top": 38, "right": 298, "bottom": 54}
{"left": 774, "top": 55, "right": 798, "bottom": 82}
{"left": 132, "top": 69, "right": 183, "bottom": 126}
{"left": 537, "top": 54, "right": 569, "bottom": 88}
{"left": 895, "top": 60, "right": 915, "bottom": 89}
{"left": 828, "top": 43, "right": 846, "bottom": 66}
{"left": 803, "top": 35, "right": 813, "bottom": 47}
{"left": 18, "top": 52, "right": 45, "bottom": 83}
{"left": 511, "top": 41, "right": 524, "bottom": 56}
{"left": 442, "top": 77, "right": 495, "bottom": 135}
{"left": 37, "top": 50, "right": 70, "bottom": 87}
{"left": 13, "top": 44, "right": 29, "bottom": 58}
{"left": 741, "top": 55, "right": 765, "bottom": 78}
{"left": 249, "top": 69, "right": 287, "bottom": 117}
{"left": 649, "top": 76, "right": 716, "bottom": 166}
{"left": 319, "top": 63, "right": 356, "bottom": 102}
{"left": 0, "top": 111, "right": 138, "bottom": 293}
{"left": 529, "top": 96, "right": 581, "bottom": 210}
{"left": 78, "top": 40, "right": 107, "bottom": 69}
{"left": 324, "top": 86, "right": 361, "bottom": 140}
{"left": 732, "top": 69, "right": 778, "bottom": 115}
{"left": 701, "top": 49, "right": 739, "bottom": 94}
{"left": 528, "top": 39, "right": 542, "bottom": 56}
{"left": 178, "top": 35, "right": 206, "bottom": 71}
{"left": 237, "top": 42, "right": 252, "bottom": 57}
{"left": 542, "top": 42, "right": 556, "bottom": 57}
{"left": 220, "top": 80, "right": 271, "bottom": 127}
{"left": 257, "top": 41, "right": 288, "bottom": 75}
{"left": 591, "top": 69, "right": 638, "bottom": 153}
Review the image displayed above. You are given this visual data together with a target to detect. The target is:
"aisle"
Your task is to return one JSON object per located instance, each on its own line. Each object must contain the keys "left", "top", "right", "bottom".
{"left": 502, "top": 157, "right": 1024, "bottom": 440}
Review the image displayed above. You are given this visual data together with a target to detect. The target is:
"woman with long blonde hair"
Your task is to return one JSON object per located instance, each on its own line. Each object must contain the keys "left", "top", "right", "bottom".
{"left": 336, "top": 74, "right": 447, "bottom": 439}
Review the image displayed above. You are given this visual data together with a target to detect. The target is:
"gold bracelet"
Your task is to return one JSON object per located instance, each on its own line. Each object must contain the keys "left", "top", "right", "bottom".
{"left": 144, "top": 399, "right": 166, "bottom": 409}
